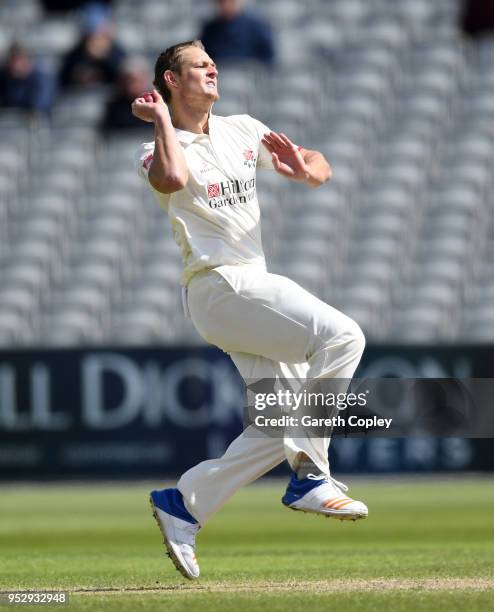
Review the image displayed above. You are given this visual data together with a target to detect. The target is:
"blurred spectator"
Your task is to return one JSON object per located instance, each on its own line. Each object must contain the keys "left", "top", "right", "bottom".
{"left": 460, "top": 0, "right": 494, "bottom": 37}
{"left": 41, "top": 0, "right": 113, "bottom": 15}
{"left": 59, "top": 3, "right": 125, "bottom": 89}
{"left": 0, "top": 44, "right": 56, "bottom": 115}
{"left": 200, "top": 0, "right": 274, "bottom": 66}
{"left": 101, "top": 57, "right": 151, "bottom": 132}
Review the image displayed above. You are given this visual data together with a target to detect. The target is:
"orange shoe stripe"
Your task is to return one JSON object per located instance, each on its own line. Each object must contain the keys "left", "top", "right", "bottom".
{"left": 323, "top": 498, "right": 344, "bottom": 508}
{"left": 332, "top": 499, "right": 355, "bottom": 509}
{"left": 323, "top": 497, "right": 348, "bottom": 509}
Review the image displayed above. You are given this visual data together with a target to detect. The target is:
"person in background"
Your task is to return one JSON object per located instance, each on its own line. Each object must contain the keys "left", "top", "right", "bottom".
{"left": 40, "top": 0, "right": 113, "bottom": 14}
{"left": 200, "top": 0, "right": 274, "bottom": 66}
{"left": 101, "top": 57, "right": 151, "bottom": 132}
{"left": 0, "top": 44, "right": 56, "bottom": 115}
{"left": 59, "top": 3, "right": 125, "bottom": 89}
{"left": 460, "top": 0, "right": 494, "bottom": 37}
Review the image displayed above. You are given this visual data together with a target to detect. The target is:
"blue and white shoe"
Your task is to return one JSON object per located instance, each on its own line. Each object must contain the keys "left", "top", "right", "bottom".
{"left": 282, "top": 474, "right": 368, "bottom": 521}
{"left": 149, "top": 488, "right": 201, "bottom": 580}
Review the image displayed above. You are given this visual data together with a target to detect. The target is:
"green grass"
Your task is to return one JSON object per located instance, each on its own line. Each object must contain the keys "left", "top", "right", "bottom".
{"left": 1, "top": 478, "right": 493, "bottom": 611}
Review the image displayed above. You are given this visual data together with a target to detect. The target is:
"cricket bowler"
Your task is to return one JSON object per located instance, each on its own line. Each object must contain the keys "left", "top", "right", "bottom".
{"left": 132, "top": 40, "right": 368, "bottom": 580}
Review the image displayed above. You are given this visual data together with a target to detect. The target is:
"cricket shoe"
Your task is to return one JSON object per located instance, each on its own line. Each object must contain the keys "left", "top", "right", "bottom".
{"left": 149, "top": 488, "right": 201, "bottom": 580}
{"left": 282, "top": 474, "right": 368, "bottom": 521}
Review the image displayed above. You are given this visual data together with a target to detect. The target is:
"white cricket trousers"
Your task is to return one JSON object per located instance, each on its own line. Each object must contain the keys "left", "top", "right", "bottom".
{"left": 177, "top": 263, "right": 365, "bottom": 525}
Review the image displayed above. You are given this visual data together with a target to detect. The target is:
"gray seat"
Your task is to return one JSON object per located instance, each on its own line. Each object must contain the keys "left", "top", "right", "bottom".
{"left": 260, "top": 0, "right": 307, "bottom": 27}
{"left": 356, "top": 213, "right": 407, "bottom": 241}
{"left": 41, "top": 310, "right": 102, "bottom": 346}
{"left": 0, "top": 148, "right": 23, "bottom": 179}
{"left": 130, "top": 285, "right": 178, "bottom": 312}
{"left": 71, "top": 263, "right": 118, "bottom": 293}
{"left": 286, "top": 260, "right": 326, "bottom": 294}
{"left": 53, "top": 92, "right": 106, "bottom": 128}
{"left": 398, "top": 0, "right": 437, "bottom": 29}
{"left": 35, "top": 171, "right": 83, "bottom": 201}
{"left": 110, "top": 309, "right": 174, "bottom": 344}
{"left": 403, "top": 282, "right": 458, "bottom": 313}
{"left": 0, "top": 287, "right": 36, "bottom": 319}
{"left": 53, "top": 287, "right": 108, "bottom": 319}
{"left": 11, "top": 216, "right": 61, "bottom": 256}
{"left": 24, "top": 19, "right": 78, "bottom": 55}
{"left": 391, "top": 306, "right": 451, "bottom": 341}
{"left": 342, "top": 259, "right": 396, "bottom": 291}
{"left": 338, "top": 284, "right": 388, "bottom": 310}
{"left": 416, "top": 259, "right": 465, "bottom": 288}
{"left": 1, "top": 0, "right": 40, "bottom": 27}
{"left": 0, "top": 312, "right": 29, "bottom": 346}
{"left": 350, "top": 236, "right": 401, "bottom": 263}
{"left": 305, "top": 20, "right": 345, "bottom": 56}
{"left": 334, "top": 303, "right": 375, "bottom": 336}
{"left": 433, "top": 186, "right": 485, "bottom": 221}
{"left": 463, "top": 305, "right": 494, "bottom": 342}
{"left": 1, "top": 263, "right": 48, "bottom": 296}
{"left": 85, "top": 216, "right": 134, "bottom": 242}
{"left": 365, "top": 19, "right": 409, "bottom": 50}
{"left": 9, "top": 239, "right": 62, "bottom": 279}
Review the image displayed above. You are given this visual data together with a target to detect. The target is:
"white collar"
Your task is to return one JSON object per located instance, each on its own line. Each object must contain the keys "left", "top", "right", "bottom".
{"left": 174, "top": 111, "right": 216, "bottom": 144}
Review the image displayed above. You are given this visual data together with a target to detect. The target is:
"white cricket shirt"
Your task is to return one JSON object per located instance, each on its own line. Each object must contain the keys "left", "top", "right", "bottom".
{"left": 135, "top": 113, "right": 274, "bottom": 286}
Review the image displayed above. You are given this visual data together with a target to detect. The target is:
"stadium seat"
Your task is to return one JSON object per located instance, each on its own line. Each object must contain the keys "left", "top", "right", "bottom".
{"left": 40, "top": 310, "right": 102, "bottom": 346}
{"left": 24, "top": 19, "right": 78, "bottom": 55}
{"left": 0, "top": 287, "right": 37, "bottom": 320}
{"left": 0, "top": 312, "right": 29, "bottom": 346}
{"left": 0, "top": 0, "right": 491, "bottom": 346}
{"left": 110, "top": 309, "right": 174, "bottom": 344}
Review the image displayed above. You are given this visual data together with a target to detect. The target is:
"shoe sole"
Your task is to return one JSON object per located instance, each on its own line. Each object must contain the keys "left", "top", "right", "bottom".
{"left": 149, "top": 495, "right": 198, "bottom": 580}
{"left": 285, "top": 504, "right": 368, "bottom": 522}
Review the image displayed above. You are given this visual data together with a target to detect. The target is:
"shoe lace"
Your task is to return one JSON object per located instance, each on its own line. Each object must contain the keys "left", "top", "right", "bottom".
{"left": 307, "top": 473, "right": 349, "bottom": 493}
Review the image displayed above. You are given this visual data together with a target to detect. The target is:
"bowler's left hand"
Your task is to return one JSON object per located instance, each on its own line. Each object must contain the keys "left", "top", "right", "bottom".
{"left": 261, "top": 132, "right": 309, "bottom": 181}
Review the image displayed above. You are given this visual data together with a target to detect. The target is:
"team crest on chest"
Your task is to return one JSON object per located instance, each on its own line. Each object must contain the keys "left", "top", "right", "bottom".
{"left": 243, "top": 149, "right": 257, "bottom": 169}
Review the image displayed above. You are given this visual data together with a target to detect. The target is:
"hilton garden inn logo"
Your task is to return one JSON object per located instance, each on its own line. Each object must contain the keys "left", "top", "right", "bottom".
{"left": 207, "top": 178, "right": 256, "bottom": 209}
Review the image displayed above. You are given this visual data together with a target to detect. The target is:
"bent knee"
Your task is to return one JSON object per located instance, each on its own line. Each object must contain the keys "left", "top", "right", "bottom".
{"left": 348, "top": 320, "right": 366, "bottom": 356}
{"left": 317, "top": 315, "right": 366, "bottom": 356}
{"left": 327, "top": 317, "right": 366, "bottom": 357}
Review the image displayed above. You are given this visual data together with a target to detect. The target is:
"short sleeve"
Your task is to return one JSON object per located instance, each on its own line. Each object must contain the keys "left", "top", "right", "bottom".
{"left": 134, "top": 141, "right": 170, "bottom": 210}
{"left": 249, "top": 117, "right": 275, "bottom": 171}
{"left": 135, "top": 141, "right": 155, "bottom": 181}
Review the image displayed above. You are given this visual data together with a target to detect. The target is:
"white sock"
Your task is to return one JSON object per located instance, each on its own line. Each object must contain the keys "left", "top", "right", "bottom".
{"left": 296, "top": 460, "right": 324, "bottom": 480}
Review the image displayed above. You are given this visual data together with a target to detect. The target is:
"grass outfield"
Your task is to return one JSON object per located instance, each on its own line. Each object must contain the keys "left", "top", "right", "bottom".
{"left": 1, "top": 478, "right": 493, "bottom": 611}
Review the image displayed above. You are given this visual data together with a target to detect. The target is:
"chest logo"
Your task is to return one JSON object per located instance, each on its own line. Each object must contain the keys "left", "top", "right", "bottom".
{"left": 243, "top": 149, "right": 257, "bottom": 169}
{"left": 206, "top": 179, "right": 257, "bottom": 209}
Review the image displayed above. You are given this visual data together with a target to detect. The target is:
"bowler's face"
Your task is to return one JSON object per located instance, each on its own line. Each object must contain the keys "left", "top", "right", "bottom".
{"left": 176, "top": 47, "right": 219, "bottom": 102}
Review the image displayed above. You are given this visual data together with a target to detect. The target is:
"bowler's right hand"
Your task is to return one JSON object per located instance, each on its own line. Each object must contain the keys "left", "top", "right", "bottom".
{"left": 131, "top": 89, "right": 169, "bottom": 123}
